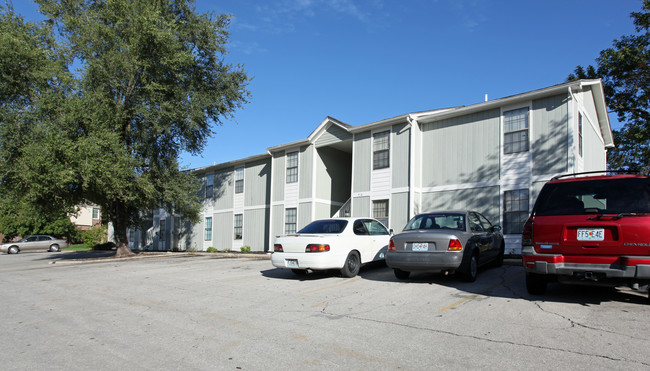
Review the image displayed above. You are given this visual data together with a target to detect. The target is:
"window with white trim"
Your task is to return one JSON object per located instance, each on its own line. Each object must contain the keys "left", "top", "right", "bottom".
{"left": 504, "top": 189, "right": 529, "bottom": 234}
{"left": 205, "top": 174, "right": 214, "bottom": 198}
{"left": 372, "top": 199, "right": 389, "bottom": 228}
{"left": 204, "top": 217, "right": 212, "bottom": 241}
{"left": 92, "top": 207, "right": 100, "bottom": 219}
{"left": 373, "top": 130, "right": 390, "bottom": 169}
{"left": 234, "top": 214, "right": 243, "bottom": 240}
{"left": 285, "top": 208, "right": 297, "bottom": 235}
{"left": 504, "top": 107, "right": 529, "bottom": 154}
{"left": 286, "top": 151, "right": 298, "bottom": 183}
{"left": 235, "top": 167, "right": 244, "bottom": 194}
{"left": 578, "top": 113, "right": 583, "bottom": 157}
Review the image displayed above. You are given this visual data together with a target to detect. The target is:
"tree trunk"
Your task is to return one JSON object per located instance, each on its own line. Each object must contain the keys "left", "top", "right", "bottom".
{"left": 111, "top": 201, "right": 135, "bottom": 258}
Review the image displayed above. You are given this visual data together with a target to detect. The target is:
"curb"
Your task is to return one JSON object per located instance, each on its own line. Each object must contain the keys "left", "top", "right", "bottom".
{"left": 50, "top": 251, "right": 272, "bottom": 265}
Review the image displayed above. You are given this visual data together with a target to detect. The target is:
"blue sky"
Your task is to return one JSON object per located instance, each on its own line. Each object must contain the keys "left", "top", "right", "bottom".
{"left": 12, "top": 0, "right": 643, "bottom": 169}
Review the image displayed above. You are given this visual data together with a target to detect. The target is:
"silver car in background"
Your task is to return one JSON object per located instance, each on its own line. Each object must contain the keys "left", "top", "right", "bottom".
{"left": 0, "top": 235, "right": 69, "bottom": 254}
{"left": 386, "top": 211, "right": 504, "bottom": 282}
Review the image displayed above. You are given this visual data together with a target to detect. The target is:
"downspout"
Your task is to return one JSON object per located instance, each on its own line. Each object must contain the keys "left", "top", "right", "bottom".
{"left": 267, "top": 150, "right": 274, "bottom": 252}
{"left": 406, "top": 115, "right": 417, "bottom": 220}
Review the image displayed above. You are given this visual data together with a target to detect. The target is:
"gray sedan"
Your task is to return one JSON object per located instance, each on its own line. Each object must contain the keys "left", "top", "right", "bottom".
{"left": 0, "top": 235, "right": 69, "bottom": 254}
{"left": 386, "top": 211, "right": 504, "bottom": 282}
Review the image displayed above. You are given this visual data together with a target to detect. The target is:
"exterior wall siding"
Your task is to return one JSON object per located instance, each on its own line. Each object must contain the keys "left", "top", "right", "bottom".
{"left": 298, "top": 202, "right": 312, "bottom": 230}
{"left": 272, "top": 153, "right": 285, "bottom": 202}
{"left": 391, "top": 192, "right": 410, "bottom": 231}
{"left": 271, "top": 205, "right": 284, "bottom": 239}
{"left": 299, "top": 145, "right": 313, "bottom": 199}
{"left": 244, "top": 208, "right": 269, "bottom": 252}
{"left": 532, "top": 94, "right": 569, "bottom": 176}
{"left": 352, "top": 132, "right": 371, "bottom": 193}
{"left": 244, "top": 158, "right": 271, "bottom": 207}
{"left": 421, "top": 109, "right": 500, "bottom": 187}
{"left": 213, "top": 212, "right": 233, "bottom": 250}
{"left": 392, "top": 124, "right": 410, "bottom": 189}
{"left": 315, "top": 124, "right": 352, "bottom": 147}
{"left": 214, "top": 167, "right": 234, "bottom": 210}
{"left": 352, "top": 196, "right": 370, "bottom": 217}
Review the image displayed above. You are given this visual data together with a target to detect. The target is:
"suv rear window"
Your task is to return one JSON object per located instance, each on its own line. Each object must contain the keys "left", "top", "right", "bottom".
{"left": 534, "top": 177, "right": 650, "bottom": 216}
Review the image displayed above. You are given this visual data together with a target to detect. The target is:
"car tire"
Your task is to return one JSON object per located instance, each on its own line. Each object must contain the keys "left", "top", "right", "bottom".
{"left": 49, "top": 244, "right": 60, "bottom": 252}
{"left": 340, "top": 251, "right": 361, "bottom": 278}
{"left": 494, "top": 242, "right": 505, "bottom": 267}
{"left": 393, "top": 268, "right": 410, "bottom": 280}
{"left": 461, "top": 252, "right": 478, "bottom": 282}
{"left": 526, "top": 273, "right": 547, "bottom": 295}
{"left": 291, "top": 269, "right": 308, "bottom": 276}
{"left": 8, "top": 246, "right": 19, "bottom": 254}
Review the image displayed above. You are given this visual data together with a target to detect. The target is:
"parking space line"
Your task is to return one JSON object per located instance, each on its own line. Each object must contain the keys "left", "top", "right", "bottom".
{"left": 439, "top": 272, "right": 525, "bottom": 312}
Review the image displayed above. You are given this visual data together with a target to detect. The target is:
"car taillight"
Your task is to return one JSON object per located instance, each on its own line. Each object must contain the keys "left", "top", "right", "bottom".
{"left": 274, "top": 244, "right": 283, "bottom": 252}
{"left": 447, "top": 239, "right": 462, "bottom": 251}
{"left": 522, "top": 217, "right": 534, "bottom": 246}
{"left": 388, "top": 239, "right": 395, "bottom": 251}
{"left": 306, "top": 244, "right": 330, "bottom": 252}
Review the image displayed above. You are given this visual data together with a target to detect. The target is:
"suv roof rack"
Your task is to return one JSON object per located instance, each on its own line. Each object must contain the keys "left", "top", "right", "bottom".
{"left": 550, "top": 170, "right": 639, "bottom": 181}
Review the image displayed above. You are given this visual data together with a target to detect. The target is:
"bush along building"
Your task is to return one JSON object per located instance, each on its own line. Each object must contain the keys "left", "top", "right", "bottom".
{"left": 129, "top": 79, "right": 613, "bottom": 254}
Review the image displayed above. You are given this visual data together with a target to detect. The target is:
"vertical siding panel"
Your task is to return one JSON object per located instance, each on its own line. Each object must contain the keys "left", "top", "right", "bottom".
{"left": 421, "top": 109, "right": 500, "bottom": 187}
{"left": 298, "top": 202, "right": 312, "bottom": 230}
{"left": 392, "top": 124, "right": 410, "bottom": 188}
{"left": 271, "top": 205, "right": 284, "bottom": 239}
{"left": 213, "top": 212, "right": 233, "bottom": 251}
{"left": 315, "top": 124, "right": 352, "bottom": 146}
{"left": 532, "top": 94, "right": 569, "bottom": 175}
{"left": 299, "top": 145, "right": 313, "bottom": 199}
{"left": 243, "top": 209, "right": 269, "bottom": 252}
{"left": 390, "top": 192, "right": 409, "bottom": 231}
{"left": 421, "top": 186, "right": 500, "bottom": 222}
{"left": 353, "top": 132, "right": 371, "bottom": 193}
{"left": 352, "top": 196, "right": 370, "bottom": 217}
{"left": 272, "top": 153, "right": 285, "bottom": 202}
{"left": 214, "top": 167, "right": 234, "bottom": 209}
{"left": 245, "top": 158, "right": 271, "bottom": 207}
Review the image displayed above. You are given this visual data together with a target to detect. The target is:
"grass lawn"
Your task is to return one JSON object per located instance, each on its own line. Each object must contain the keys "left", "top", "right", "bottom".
{"left": 64, "top": 244, "right": 92, "bottom": 252}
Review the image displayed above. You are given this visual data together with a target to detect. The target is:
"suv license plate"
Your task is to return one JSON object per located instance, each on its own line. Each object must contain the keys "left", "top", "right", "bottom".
{"left": 577, "top": 229, "right": 604, "bottom": 241}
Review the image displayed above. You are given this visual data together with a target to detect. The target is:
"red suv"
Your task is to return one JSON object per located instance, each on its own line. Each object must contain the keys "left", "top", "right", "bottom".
{"left": 522, "top": 172, "right": 650, "bottom": 300}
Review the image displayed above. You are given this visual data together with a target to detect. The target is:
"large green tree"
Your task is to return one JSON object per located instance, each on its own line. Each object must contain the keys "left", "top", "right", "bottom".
{"left": 568, "top": 0, "right": 650, "bottom": 173}
{"left": 0, "top": 0, "right": 250, "bottom": 256}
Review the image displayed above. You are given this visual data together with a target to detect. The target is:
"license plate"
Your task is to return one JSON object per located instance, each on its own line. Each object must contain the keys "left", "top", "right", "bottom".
{"left": 412, "top": 242, "right": 429, "bottom": 251}
{"left": 577, "top": 229, "right": 604, "bottom": 241}
{"left": 286, "top": 259, "right": 299, "bottom": 268}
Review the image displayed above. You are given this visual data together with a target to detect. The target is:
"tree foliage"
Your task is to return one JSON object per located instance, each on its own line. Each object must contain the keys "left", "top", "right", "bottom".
{"left": 568, "top": 0, "right": 650, "bottom": 173}
{"left": 0, "top": 1, "right": 250, "bottom": 255}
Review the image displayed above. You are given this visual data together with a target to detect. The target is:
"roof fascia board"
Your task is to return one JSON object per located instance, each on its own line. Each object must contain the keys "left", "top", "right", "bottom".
{"left": 580, "top": 80, "right": 614, "bottom": 148}
{"left": 190, "top": 152, "right": 271, "bottom": 174}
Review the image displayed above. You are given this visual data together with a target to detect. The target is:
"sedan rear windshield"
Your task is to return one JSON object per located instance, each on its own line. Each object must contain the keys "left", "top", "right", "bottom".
{"left": 534, "top": 178, "right": 650, "bottom": 216}
{"left": 404, "top": 213, "right": 465, "bottom": 231}
{"left": 298, "top": 220, "right": 348, "bottom": 234}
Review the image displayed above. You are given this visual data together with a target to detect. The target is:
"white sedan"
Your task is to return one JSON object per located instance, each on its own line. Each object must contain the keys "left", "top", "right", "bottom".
{"left": 271, "top": 218, "right": 391, "bottom": 278}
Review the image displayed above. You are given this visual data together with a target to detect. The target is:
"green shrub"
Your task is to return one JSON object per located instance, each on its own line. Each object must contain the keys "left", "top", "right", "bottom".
{"left": 82, "top": 225, "right": 108, "bottom": 247}
{"left": 206, "top": 246, "right": 217, "bottom": 253}
{"left": 240, "top": 245, "right": 251, "bottom": 253}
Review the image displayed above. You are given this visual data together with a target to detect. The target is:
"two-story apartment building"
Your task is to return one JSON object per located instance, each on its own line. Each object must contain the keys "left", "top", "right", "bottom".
{"left": 133, "top": 79, "right": 613, "bottom": 254}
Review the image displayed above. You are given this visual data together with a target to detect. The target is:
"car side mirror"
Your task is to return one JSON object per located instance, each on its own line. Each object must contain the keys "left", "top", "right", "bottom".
{"left": 389, "top": 228, "right": 394, "bottom": 235}
{"left": 492, "top": 225, "right": 502, "bottom": 232}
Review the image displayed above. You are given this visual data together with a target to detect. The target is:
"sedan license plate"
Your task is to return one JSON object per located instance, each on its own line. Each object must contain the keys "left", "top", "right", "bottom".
{"left": 577, "top": 228, "right": 604, "bottom": 241}
{"left": 286, "top": 259, "right": 299, "bottom": 268}
{"left": 412, "top": 242, "right": 429, "bottom": 252}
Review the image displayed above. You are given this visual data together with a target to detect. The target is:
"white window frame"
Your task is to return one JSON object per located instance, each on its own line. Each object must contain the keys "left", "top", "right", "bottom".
{"left": 204, "top": 217, "right": 212, "bottom": 241}
{"left": 205, "top": 174, "right": 214, "bottom": 198}
{"left": 235, "top": 167, "right": 244, "bottom": 194}
{"left": 286, "top": 151, "right": 298, "bottom": 183}
{"left": 373, "top": 130, "right": 390, "bottom": 170}
{"left": 503, "top": 107, "right": 530, "bottom": 154}
{"left": 234, "top": 214, "right": 243, "bottom": 240}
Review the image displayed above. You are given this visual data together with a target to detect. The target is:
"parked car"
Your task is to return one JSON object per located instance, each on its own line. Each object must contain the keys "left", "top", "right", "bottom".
{"left": 386, "top": 211, "right": 504, "bottom": 282}
{"left": 0, "top": 235, "right": 69, "bottom": 254}
{"left": 271, "top": 218, "right": 391, "bottom": 278}
{"left": 522, "top": 172, "right": 650, "bottom": 299}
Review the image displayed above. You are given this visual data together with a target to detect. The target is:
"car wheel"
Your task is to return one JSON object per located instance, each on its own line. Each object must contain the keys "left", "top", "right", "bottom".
{"left": 49, "top": 244, "right": 60, "bottom": 252}
{"left": 494, "top": 242, "right": 505, "bottom": 267}
{"left": 291, "top": 269, "right": 308, "bottom": 276}
{"left": 526, "top": 273, "right": 547, "bottom": 295}
{"left": 461, "top": 252, "right": 478, "bottom": 282}
{"left": 340, "top": 251, "right": 361, "bottom": 278}
{"left": 8, "top": 246, "right": 19, "bottom": 254}
{"left": 393, "top": 268, "right": 410, "bottom": 280}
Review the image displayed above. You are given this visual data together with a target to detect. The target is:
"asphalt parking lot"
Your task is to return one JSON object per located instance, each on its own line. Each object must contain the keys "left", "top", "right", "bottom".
{"left": 1, "top": 251, "right": 649, "bottom": 370}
